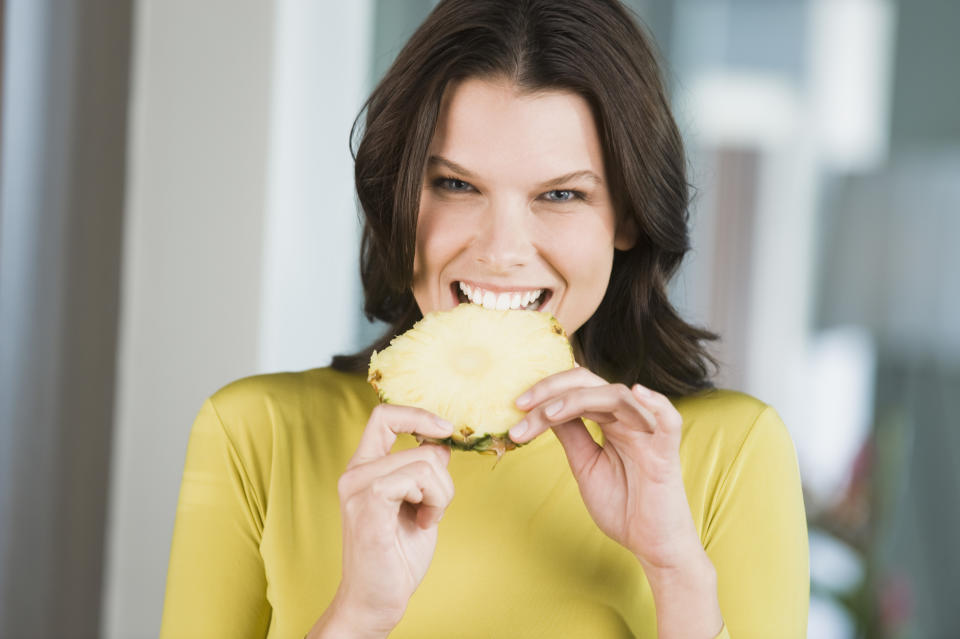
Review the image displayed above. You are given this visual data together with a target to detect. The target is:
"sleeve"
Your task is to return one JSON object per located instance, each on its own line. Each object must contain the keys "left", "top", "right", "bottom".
{"left": 703, "top": 406, "right": 810, "bottom": 638}
{"left": 159, "top": 398, "right": 272, "bottom": 638}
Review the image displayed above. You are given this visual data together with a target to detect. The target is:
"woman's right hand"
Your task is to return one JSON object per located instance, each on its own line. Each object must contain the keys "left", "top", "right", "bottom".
{"left": 309, "top": 404, "right": 456, "bottom": 638}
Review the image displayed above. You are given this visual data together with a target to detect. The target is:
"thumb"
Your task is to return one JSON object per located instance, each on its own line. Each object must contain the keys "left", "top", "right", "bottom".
{"left": 551, "top": 418, "right": 602, "bottom": 480}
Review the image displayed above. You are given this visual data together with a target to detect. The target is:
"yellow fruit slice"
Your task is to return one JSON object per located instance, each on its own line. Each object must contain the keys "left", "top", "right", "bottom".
{"left": 368, "top": 303, "right": 575, "bottom": 456}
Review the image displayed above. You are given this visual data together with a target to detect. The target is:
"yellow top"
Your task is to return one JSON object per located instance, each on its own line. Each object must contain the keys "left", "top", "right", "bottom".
{"left": 160, "top": 367, "right": 808, "bottom": 638}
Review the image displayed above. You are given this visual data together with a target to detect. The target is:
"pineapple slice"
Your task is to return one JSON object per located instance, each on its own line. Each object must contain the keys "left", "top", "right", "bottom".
{"left": 368, "top": 303, "right": 575, "bottom": 456}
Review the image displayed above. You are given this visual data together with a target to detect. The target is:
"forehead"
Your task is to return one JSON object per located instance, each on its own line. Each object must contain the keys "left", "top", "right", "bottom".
{"left": 428, "top": 76, "right": 606, "bottom": 180}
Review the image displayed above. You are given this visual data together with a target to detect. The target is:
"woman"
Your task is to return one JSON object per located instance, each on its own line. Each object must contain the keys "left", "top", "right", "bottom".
{"left": 160, "top": 1, "right": 809, "bottom": 637}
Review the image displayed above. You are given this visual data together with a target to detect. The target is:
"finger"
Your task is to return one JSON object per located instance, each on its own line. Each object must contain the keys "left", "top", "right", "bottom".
{"left": 631, "top": 384, "right": 683, "bottom": 430}
{"left": 365, "top": 460, "right": 455, "bottom": 524}
{"left": 394, "top": 460, "right": 455, "bottom": 529}
{"left": 350, "top": 404, "right": 454, "bottom": 466}
{"left": 550, "top": 418, "right": 602, "bottom": 479}
{"left": 420, "top": 440, "right": 452, "bottom": 465}
{"left": 513, "top": 365, "right": 606, "bottom": 411}
{"left": 415, "top": 501, "right": 447, "bottom": 530}
{"left": 511, "top": 384, "right": 655, "bottom": 444}
{"left": 339, "top": 443, "right": 452, "bottom": 500}
{"left": 630, "top": 385, "right": 683, "bottom": 435}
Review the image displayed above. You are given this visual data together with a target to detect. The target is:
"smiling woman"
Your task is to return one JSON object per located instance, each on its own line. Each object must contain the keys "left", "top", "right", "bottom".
{"left": 338, "top": 0, "right": 718, "bottom": 394}
{"left": 159, "top": 1, "right": 809, "bottom": 638}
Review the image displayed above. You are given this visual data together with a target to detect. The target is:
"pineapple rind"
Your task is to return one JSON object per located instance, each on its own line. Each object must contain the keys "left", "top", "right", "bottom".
{"left": 419, "top": 433, "right": 516, "bottom": 455}
{"left": 368, "top": 304, "right": 574, "bottom": 454}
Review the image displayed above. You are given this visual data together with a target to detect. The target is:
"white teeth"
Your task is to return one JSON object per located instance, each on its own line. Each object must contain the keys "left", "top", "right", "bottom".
{"left": 457, "top": 282, "right": 546, "bottom": 310}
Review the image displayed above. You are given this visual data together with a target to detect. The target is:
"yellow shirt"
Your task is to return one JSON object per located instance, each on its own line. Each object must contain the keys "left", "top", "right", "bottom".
{"left": 160, "top": 367, "right": 808, "bottom": 638}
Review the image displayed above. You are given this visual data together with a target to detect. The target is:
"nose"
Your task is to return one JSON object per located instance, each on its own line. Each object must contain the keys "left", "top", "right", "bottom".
{"left": 473, "top": 200, "right": 535, "bottom": 271}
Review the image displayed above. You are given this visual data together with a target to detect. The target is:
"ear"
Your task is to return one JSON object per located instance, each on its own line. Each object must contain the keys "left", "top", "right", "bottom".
{"left": 613, "top": 217, "right": 638, "bottom": 251}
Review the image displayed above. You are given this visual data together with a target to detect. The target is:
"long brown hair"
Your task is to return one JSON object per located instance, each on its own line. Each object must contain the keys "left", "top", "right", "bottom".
{"left": 331, "top": 0, "right": 718, "bottom": 396}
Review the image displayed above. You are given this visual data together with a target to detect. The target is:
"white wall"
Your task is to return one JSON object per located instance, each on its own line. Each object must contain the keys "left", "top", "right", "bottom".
{"left": 101, "top": 1, "right": 372, "bottom": 636}
{"left": 259, "top": 0, "right": 372, "bottom": 372}
{"left": 101, "top": 1, "right": 276, "bottom": 635}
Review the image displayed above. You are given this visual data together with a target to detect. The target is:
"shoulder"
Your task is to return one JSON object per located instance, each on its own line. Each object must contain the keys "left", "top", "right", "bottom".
{"left": 672, "top": 388, "right": 770, "bottom": 429}
{"left": 201, "top": 367, "right": 376, "bottom": 445}
{"left": 189, "top": 367, "right": 377, "bottom": 488}
{"left": 672, "top": 389, "right": 804, "bottom": 546}
{"left": 208, "top": 367, "right": 373, "bottom": 417}
{"left": 672, "top": 388, "right": 795, "bottom": 470}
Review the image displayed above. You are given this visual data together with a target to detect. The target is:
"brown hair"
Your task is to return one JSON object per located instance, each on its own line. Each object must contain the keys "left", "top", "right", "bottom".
{"left": 331, "top": 0, "right": 718, "bottom": 396}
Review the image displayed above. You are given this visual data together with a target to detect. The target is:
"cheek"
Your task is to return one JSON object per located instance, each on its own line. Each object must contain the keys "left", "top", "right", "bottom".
{"left": 550, "top": 220, "right": 615, "bottom": 277}
{"left": 547, "top": 220, "right": 616, "bottom": 331}
{"left": 569, "top": 243, "right": 614, "bottom": 302}
{"left": 413, "top": 200, "right": 463, "bottom": 281}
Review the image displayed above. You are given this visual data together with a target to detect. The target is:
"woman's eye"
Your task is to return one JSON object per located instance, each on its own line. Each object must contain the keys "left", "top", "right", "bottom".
{"left": 434, "top": 177, "right": 473, "bottom": 192}
{"left": 544, "top": 189, "right": 584, "bottom": 203}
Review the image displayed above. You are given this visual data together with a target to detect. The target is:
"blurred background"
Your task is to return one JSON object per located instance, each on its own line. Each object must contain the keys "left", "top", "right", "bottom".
{"left": 0, "top": 0, "right": 956, "bottom": 637}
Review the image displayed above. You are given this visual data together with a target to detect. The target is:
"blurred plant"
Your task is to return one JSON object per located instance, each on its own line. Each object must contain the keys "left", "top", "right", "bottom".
{"left": 806, "top": 404, "right": 916, "bottom": 639}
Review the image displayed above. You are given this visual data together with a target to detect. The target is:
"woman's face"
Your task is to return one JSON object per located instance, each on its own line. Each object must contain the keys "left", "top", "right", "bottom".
{"left": 412, "top": 76, "right": 635, "bottom": 337}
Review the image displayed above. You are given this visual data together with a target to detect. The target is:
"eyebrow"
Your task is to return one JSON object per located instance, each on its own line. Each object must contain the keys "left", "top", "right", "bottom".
{"left": 427, "top": 155, "right": 603, "bottom": 188}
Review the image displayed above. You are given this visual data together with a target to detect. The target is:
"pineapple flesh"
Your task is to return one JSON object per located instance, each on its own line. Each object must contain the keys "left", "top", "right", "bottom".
{"left": 368, "top": 303, "right": 575, "bottom": 456}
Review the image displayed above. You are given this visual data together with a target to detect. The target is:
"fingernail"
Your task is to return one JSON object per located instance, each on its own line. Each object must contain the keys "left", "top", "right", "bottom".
{"left": 544, "top": 400, "right": 563, "bottom": 417}
{"left": 515, "top": 392, "right": 532, "bottom": 408}
{"left": 633, "top": 384, "right": 651, "bottom": 397}
{"left": 509, "top": 419, "right": 527, "bottom": 440}
{"left": 435, "top": 417, "right": 454, "bottom": 432}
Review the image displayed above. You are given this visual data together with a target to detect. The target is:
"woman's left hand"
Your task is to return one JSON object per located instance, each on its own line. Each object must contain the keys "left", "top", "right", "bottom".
{"left": 508, "top": 366, "right": 705, "bottom": 572}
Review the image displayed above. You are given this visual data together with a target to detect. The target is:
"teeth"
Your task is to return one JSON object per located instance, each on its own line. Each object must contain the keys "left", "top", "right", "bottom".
{"left": 459, "top": 281, "right": 479, "bottom": 304}
{"left": 457, "top": 282, "right": 545, "bottom": 310}
{"left": 523, "top": 290, "right": 543, "bottom": 310}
